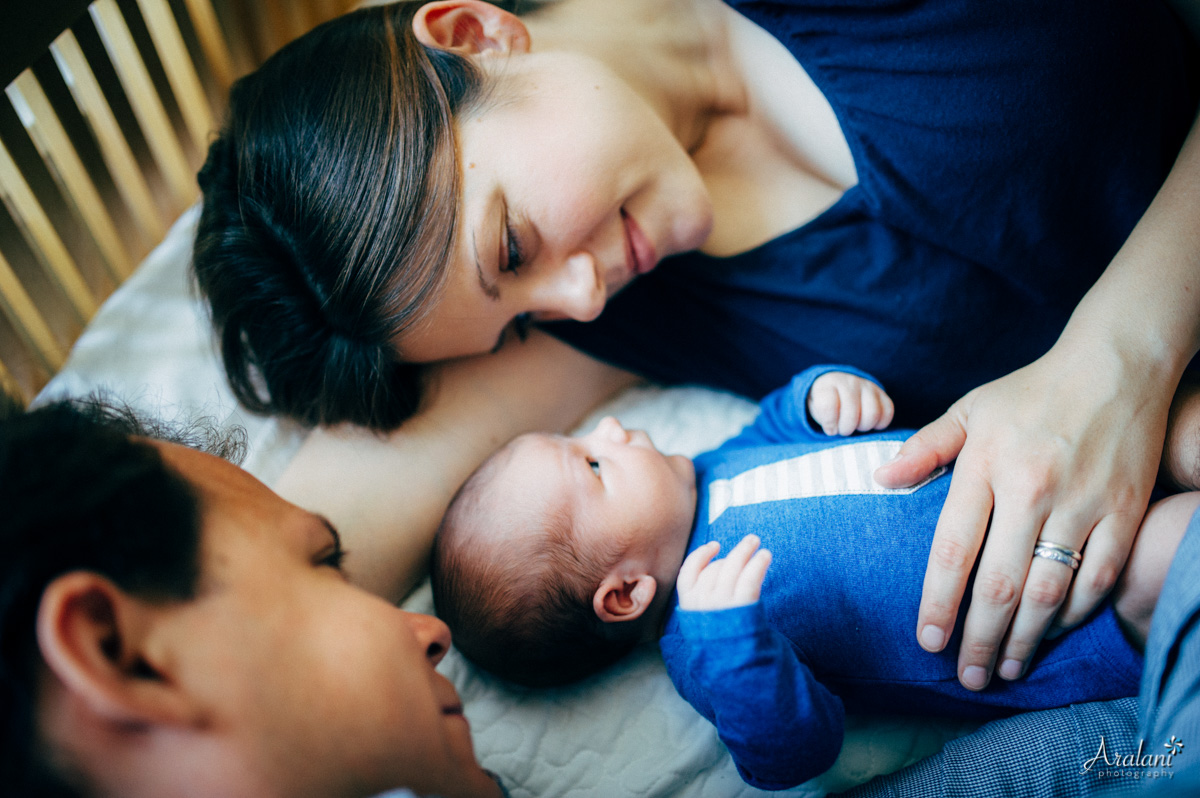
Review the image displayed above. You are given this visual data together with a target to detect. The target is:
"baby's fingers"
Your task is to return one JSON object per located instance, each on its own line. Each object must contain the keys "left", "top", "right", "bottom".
{"left": 858, "top": 385, "right": 895, "bottom": 431}
{"left": 835, "top": 382, "right": 862, "bottom": 436}
{"left": 734, "top": 549, "right": 772, "bottom": 604}
{"left": 717, "top": 535, "right": 762, "bottom": 593}
{"left": 678, "top": 541, "right": 721, "bottom": 592}
{"left": 808, "top": 384, "right": 842, "bottom": 436}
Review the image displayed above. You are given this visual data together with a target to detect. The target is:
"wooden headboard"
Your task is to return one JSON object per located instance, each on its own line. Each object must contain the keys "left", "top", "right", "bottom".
{"left": 0, "top": 0, "right": 355, "bottom": 404}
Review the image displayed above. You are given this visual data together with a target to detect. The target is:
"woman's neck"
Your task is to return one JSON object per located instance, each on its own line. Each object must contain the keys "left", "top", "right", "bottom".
{"left": 524, "top": 0, "right": 747, "bottom": 152}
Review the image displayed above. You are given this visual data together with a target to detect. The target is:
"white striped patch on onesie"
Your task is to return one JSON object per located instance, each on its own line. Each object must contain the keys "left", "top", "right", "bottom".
{"left": 707, "top": 439, "right": 947, "bottom": 524}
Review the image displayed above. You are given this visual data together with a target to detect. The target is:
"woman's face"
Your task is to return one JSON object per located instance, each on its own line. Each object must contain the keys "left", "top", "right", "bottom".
{"left": 397, "top": 49, "right": 713, "bottom": 362}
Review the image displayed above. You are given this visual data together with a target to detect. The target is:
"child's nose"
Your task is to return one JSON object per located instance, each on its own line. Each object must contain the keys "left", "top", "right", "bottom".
{"left": 596, "top": 416, "right": 629, "bottom": 443}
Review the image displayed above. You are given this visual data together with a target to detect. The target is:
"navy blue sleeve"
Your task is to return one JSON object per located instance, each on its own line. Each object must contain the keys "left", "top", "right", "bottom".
{"left": 660, "top": 603, "right": 845, "bottom": 790}
{"left": 716, "top": 365, "right": 884, "bottom": 451}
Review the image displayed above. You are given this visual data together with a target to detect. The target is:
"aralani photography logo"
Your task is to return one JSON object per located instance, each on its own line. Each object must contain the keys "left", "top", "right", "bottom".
{"left": 1082, "top": 735, "right": 1186, "bottom": 781}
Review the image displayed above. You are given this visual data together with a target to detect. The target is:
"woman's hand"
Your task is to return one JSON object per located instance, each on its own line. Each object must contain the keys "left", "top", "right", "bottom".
{"left": 876, "top": 338, "right": 1173, "bottom": 690}
{"left": 678, "top": 536, "right": 772, "bottom": 612}
{"left": 807, "top": 371, "right": 895, "bottom": 436}
{"left": 878, "top": 61, "right": 1200, "bottom": 690}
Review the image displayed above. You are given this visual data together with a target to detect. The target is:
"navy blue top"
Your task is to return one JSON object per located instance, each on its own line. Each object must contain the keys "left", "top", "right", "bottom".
{"left": 547, "top": 0, "right": 1199, "bottom": 426}
{"left": 660, "top": 366, "right": 1143, "bottom": 790}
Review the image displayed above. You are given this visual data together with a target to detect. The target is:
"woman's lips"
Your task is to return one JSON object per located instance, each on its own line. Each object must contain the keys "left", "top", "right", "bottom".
{"left": 621, "top": 209, "right": 658, "bottom": 276}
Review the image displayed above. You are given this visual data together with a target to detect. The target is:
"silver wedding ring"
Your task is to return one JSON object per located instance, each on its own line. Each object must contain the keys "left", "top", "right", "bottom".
{"left": 1033, "top": 540, "right": 1083, "bottom": 571}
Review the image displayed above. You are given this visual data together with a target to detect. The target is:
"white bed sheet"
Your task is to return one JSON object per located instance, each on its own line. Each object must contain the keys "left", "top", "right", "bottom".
{"left": 38, "top": 208, "right": 979, "bottom": 797}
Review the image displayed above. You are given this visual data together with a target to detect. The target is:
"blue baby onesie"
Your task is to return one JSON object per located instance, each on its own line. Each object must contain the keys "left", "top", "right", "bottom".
{"left": 659, "top": 366, "right": 1143, "bottom": 790}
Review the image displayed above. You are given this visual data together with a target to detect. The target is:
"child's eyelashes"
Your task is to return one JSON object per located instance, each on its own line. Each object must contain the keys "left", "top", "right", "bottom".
{"left": 316, "top": 544, "right": 347, "bottom": 572}
{"left": 588, "top": 459, "right": 601, "bottom": 476}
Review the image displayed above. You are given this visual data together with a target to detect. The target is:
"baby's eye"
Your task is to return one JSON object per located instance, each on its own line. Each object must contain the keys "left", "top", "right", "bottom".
{"left": 317, "top": 546, "right": 347, "bottom": 571}
{"left": 588, "top": 459, "right": 601, "bottom": 476}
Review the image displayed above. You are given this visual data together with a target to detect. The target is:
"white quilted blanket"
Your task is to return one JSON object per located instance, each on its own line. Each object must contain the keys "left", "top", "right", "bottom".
{"left": 39, "top": 206, "right": 979, "bottom": 797}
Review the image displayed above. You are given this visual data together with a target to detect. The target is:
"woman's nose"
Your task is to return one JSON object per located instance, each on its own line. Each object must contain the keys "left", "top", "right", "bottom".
{"left": 404, "top": 611, "right": 452, "bottom": 666}
{"left": 532, "top": 251, "right": 606, "bottom": 322}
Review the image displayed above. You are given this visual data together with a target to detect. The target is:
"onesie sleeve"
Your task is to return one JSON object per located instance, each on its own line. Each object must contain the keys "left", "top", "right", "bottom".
{"left": 660, "top": 603, "right": 846, "bottom": 790}
{"left": 718, "top": 365, "right": 884, "bottom": 451}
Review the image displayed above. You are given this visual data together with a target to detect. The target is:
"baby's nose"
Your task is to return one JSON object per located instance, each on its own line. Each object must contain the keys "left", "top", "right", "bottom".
{"left": 596, "top": 416, "right": 629, "bottom": 443}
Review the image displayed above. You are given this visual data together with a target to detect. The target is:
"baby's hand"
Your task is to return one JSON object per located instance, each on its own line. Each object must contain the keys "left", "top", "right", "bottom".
{"left": 807, "top": 372, "right": 895, "bottom": 436}
{"left": 677, "top": 535, "right": 771, "bottom": 611}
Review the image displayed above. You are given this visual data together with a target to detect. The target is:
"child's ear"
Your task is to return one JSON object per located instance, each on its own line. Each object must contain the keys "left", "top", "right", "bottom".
{"left": 593, "top": 574, "right": 658, "bottom": 624}
{"left": 412, "top": 0, "right": 531, "bottom": 57}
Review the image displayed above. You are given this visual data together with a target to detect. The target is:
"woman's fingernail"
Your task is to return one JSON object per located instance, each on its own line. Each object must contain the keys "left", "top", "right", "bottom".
{"left": 962, "top": 666, "right": 988, "bottom": 690}
{"left": 920, "top": 625, "right": 945, "bottom": 651}
{"left": 998, "top": 659, "right": 1023, "bottom": 680}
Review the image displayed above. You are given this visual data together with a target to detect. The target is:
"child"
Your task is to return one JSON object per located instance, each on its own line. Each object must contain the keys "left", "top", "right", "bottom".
{"left": 432, "top": 366, "right": 1194, "bottom": 791}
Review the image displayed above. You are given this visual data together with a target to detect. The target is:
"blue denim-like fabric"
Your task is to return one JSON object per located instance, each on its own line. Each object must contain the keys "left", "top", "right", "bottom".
{"left": 659, "top": 366, "right": 1142, "bottom": 790}
{"left": 840, "top": 505, "right": 1200, "bottom": 797}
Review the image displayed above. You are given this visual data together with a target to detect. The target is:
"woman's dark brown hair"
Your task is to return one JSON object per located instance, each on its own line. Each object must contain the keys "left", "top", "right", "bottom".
{"left": 194, "top": 2, "right": 504, "bottom": 429}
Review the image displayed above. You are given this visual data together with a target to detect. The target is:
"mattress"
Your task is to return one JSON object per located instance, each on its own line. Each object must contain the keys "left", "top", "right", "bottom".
{"left": 37, "top": 206, "right": 979, "bottom": 796}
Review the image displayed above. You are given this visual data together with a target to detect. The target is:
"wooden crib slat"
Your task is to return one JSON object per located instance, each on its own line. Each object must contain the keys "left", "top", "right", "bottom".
{"left": 183, "top": 0, "right": 236, "bottom": 91}
{"left": 134, "top": 0, "right": 214, "bottom": 151}
{"left": 0, "top": 139, "right": 96, "bottom": 323}
{"left": 0, "top": 249, "right": 67, "bottom": 373}
{"left": 7, "top": 71, "right": 133, "bottom": 282}
{"left": 89, "top": 0, "right": 196, "bottom": 211}
{"left": 0, "top": 356, "right": 24, "bottom": 403}
{"left": 50, "top": 30, "right": 166, "bottom": 244}
{"left": 313, "top": 0, "right": 342, "bottom": 22}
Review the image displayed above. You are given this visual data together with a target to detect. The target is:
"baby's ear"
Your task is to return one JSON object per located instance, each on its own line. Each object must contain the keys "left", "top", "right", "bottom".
{"left": 593, "top": 574, "right": 657, "bottom": 624}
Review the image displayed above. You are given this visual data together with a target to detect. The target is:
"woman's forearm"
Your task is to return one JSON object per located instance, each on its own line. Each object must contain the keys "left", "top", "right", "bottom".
{"left": 275, "top": 331, "right": 636, "bottom": 602}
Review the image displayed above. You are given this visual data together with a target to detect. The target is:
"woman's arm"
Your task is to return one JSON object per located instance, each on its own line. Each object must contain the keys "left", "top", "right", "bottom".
{"left": 876, "top": 0, "right": 1200, "bottom": 690}
{"left": 274, "top": 330, "right": 635, "bottom": 603}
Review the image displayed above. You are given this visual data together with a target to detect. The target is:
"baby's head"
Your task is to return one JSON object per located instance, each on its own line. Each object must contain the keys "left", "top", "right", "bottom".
{"left": 433, "top": 417, "right": 697, "bottom": 687}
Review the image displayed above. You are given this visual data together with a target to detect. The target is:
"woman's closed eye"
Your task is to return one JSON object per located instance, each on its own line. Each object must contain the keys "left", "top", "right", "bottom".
{"left": 502, "top": 204, "right": 526, "bottom": 274}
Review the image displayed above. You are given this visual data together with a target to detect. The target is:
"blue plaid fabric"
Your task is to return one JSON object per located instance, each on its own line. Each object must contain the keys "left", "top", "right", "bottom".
{"left": 840, "top": 699, "right": 1141, "bottom": 797}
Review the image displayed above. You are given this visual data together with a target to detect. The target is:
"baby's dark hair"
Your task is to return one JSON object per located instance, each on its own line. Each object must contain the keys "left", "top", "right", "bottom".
{"left": 431, "top": 442, "right": 639, "bottom": 687}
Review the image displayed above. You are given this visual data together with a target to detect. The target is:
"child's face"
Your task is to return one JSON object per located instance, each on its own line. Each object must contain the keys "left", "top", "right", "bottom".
{"left": 505, "top": 416, "right": 697, "bottom": 565}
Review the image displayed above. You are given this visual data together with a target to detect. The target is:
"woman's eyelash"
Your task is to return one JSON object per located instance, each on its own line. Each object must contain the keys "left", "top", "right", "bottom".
{"left": 504, "top": 217, "right": 525, "bottom": 273}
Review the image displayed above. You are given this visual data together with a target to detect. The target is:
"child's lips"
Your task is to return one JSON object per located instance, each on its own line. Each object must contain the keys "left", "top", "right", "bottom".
{"left": 621, "top": 208, "right": 658, "bottom": 276}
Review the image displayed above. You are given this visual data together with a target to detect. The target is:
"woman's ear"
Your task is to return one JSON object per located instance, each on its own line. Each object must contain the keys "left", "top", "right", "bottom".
{"left": 593, "top": 574, "right": 658, "bottom": 624}
{"left": 412, "top": 0, "right": 531, "bottom": 57}
{"left": 36, "top": 572, "right": 199, "bottom": 729}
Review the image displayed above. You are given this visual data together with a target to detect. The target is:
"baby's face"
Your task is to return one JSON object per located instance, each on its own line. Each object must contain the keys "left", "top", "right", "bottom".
{"left": 503, "top": 417, "right": 697, "bottom": 563}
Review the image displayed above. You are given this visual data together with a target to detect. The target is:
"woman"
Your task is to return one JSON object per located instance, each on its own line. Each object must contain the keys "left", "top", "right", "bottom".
{"left": 193, "top": 0, "right": 1200, "bottom": 692}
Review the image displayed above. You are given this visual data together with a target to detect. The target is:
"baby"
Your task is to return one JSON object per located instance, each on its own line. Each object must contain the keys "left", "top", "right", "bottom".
{"left": 432, "top": 366, "right": 1194, "bottom": 790}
